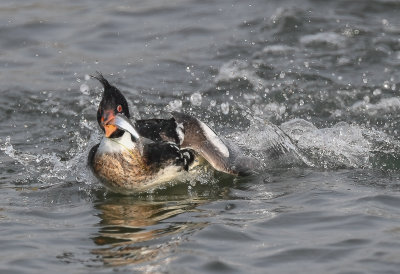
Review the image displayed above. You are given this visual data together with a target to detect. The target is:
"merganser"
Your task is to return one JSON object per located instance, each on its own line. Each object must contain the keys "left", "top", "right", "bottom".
{"left": 88, "top": 73, "right": 257, "bottom": 193}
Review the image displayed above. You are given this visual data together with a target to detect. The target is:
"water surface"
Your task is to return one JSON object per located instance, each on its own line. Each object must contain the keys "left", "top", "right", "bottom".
{"left": 1, "top": 0, "right": 400, "bottom": 273}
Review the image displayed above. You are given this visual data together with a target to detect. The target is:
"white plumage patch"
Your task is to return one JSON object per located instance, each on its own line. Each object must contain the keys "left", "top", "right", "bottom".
{"left": 176, "top": 122, "right": 184, "bottom": 144}
{"left": 97, "top": 132, "right": 136, "bottom": 154}
{"left": 152, "top": 165, "right": 183, "bottom": 184}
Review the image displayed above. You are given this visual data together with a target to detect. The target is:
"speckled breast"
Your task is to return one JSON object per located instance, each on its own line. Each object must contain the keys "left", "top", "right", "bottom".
{"left": 93, "top": 149, "right": 154, "bottom": 192}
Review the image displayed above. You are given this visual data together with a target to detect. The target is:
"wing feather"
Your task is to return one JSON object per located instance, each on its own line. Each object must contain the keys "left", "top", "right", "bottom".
{"left": 172, "top": 112, "right": 259, "bottom": 175}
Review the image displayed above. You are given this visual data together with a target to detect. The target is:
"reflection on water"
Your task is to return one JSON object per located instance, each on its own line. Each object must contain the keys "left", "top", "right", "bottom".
{"left": 91, "top": 181, "right": 233, "bottom": 266}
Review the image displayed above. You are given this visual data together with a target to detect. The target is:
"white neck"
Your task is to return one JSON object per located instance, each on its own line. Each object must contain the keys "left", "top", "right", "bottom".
{"left": 97, "top": 131, "right": 136, "bottom": 154}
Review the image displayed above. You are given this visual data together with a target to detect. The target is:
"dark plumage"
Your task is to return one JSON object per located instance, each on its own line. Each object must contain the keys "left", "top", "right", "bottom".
{"left": 136, "top": 118, "right": 181, "bottom": 144}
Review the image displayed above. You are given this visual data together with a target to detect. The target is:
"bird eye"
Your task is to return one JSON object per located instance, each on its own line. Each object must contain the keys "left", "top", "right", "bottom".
{"left": 117, "top": 105, "right": 122, "bottom": 112}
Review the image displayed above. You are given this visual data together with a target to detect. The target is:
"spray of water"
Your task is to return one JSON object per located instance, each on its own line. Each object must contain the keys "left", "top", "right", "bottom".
{"left": 3, "top": 74, "right": 400, "bottom": 195}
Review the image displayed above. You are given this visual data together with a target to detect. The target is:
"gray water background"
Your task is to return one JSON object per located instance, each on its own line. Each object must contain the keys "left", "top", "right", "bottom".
{"left": 1, "top": 0, "right": 400, "bottom": 273}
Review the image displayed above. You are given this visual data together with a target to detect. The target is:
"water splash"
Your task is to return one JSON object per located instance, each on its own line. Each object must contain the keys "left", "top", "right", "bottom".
{"left": 0, "top": 128, "right": 99, "bottom": 187}
{"left": 79, "top": 83, "right": 90, "bottom": 95}
{"left": 251, "top": 103, "right": 287, "bottom": 121}
{"left": 350, "top": 97, "right": 400, "bottom": 116}
{"left": 4, "top": 71, "right": 400, "bottom": 195}
{"left": 281, "top": 120, "right": 370, "bottom": 168}
{"left": 167, "top": 99, "right": 183, "bottom": 112}
{"left": 280, "top": 119, "right": 400, "bottom": 169}
{"left": 230, "top": 118, "right": 312, "bottom": 169}
{"left": 220, "top": 102, "right": 230, "bottom": 115}
{"left": 0, "top": 78, "right": 103, "bottom": 188}
{"left": 227, "top": 104, "right": 400, "bottom": 171}
{"left": 215, "top": 59, "right": 266, "bottom": 91}
{"left": 190, "top": 92, "right": 202, "bottom": 106}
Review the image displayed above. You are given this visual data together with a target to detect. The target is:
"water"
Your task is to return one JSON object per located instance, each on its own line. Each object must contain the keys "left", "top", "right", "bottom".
{"left": 1, "top": 0, "right": 400, "bottom": 273}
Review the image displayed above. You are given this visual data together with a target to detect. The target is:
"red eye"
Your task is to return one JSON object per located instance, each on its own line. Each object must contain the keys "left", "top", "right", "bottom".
{"left": 117, "top": 105, "right": 122, "bottom": 112}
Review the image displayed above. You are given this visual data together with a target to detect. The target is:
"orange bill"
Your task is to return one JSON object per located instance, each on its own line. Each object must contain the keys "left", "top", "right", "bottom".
{"left": 104, "top": 124, "right": 118, "bottom": 137}
{"left": 101, "top": 110, "right": 117, "bottom": 138}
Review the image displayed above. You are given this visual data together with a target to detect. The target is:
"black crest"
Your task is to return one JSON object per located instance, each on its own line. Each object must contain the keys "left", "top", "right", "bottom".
{"left": 92, "top": 72, "right": 131, "bottom": 119}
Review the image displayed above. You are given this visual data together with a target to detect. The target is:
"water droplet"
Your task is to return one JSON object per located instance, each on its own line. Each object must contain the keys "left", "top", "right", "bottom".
{"left": 383, "top": 81, "right": 390, "bottom": 89}
{"left": 190, "top": 92, "right": 202, "bottom": 106}
{"left": 168, "top": 99, "right": 182, "bottom": 111}
{"left": 221, "top": 102, "right": 229, "bottom": 115}
{"left": 373, "top": 89, "right": 382, "bottom": 96}
{"left": 80, "top": 83, "right": 89, "bottom": 95}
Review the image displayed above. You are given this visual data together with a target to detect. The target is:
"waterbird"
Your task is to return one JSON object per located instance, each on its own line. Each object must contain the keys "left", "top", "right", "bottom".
{"left": 88, "top": 73, "right": 258, "bottom": 193}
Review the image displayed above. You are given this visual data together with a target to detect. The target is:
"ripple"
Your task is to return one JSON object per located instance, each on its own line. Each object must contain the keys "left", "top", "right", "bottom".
{"left": 357, "top": 194, "right": 400, "bottom": 209}
{"left": 329, "top": 238, "right": 372, "bottom": 247}
{"left": 300, "top": 32, "right": 347, "bottom": 48}
{"left": 255, "top": 247, "right": 354, "bottom": 267}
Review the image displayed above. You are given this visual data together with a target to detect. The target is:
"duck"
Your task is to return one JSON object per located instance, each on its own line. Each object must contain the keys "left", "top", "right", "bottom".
{"left": 88, "top": 73, "right": 258, "bottom": 193}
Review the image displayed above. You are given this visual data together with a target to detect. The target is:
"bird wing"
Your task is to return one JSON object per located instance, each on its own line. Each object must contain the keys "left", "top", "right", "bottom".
{"left": 171, "top": 112, "right": 259, "bottom": 175}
